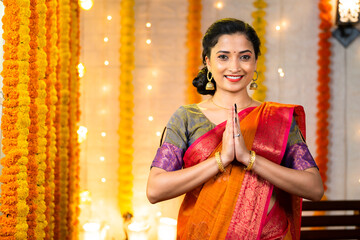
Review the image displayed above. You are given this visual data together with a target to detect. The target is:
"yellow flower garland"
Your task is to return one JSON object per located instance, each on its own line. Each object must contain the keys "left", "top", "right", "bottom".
{"left": 185, "top": 0, "right": 202, "bottom": 104}
{"left": 27, "top": 0, "right": 41, "bottom": 238}
{"left": 56, "top": 0, "right": 71, "bottom": 238}
{"left": 34, "top": 0, "right": 49, "bottom": 239}
{"left": 118, "top": 0, "right": 135, "bottom": 217}
{"left": 0, "top": 0, "right": 31, "bottom": 239}
{"left": 67, "top": 0, "right": 80, "bottom": 238}
{"left": 251, "top": 0, "right": 267, "bottom": 102}
{"left": 44, "top": 0, "right": 58, "bottom": 238}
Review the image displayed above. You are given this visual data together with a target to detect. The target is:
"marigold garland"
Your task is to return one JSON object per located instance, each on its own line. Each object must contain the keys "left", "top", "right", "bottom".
{"left": 251, "top": 0, "right": 267, "bottom": 102}
{"left": 26, "top": 0, "right": 41, "bottom": 238}
{"left": 0, "top": 0, "right": 31, "bottom": 239}
{"left": 67, "top": 0, "right": 81, "bottom": 238}
{"left": 55, "top": 0, "right": 71, "bottom": 238}
{"left": 316, "top": 0, "right": 332, "bottom": 194}
{"left": 118, "top": 0, "right": 135, "bottom": 217}
{"left": 44, "top": 0, "right": 58, "bottom": 238}
{"left": 185, "top": 0, "right": 202, "bottom": 104}
{"left": 34, "top": 0, "right": 49, "bottom": 239}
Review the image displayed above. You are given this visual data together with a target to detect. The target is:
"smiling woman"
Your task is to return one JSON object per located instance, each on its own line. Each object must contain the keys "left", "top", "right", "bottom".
{"left": 146, "top": 18, "right": 323, "bottom": 239}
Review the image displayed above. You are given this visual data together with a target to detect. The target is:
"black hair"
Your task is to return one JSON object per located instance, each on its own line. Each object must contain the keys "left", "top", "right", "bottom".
{"left": 193, "top": 18, "right": 261, "bottom": 95}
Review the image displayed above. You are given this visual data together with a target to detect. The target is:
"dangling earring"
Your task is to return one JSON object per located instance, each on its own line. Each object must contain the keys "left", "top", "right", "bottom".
{"left": 250, "top": 70, "right": 258, "bottom": 90}
{"left": 206, "top": 70, "right": 215, "bottom": 90}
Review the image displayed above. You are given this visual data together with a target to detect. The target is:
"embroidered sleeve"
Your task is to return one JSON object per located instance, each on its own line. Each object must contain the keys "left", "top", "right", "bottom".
{"left": 281, "top": 119, "right": 318, "bottom": 170}
{"left": 150, "top": 106, "right": 188, "bottom": 171}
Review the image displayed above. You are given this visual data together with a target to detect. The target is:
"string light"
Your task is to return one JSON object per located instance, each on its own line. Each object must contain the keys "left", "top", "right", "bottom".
{"left": 79, "top": 0, "right": 94, "bottom": 10}
{"left": 101, "top": 178, "right": 106, "bottom": 183}
{"left": 156, "top": 131, "right": 161, "bottom": 136}
{"left": 275, "top": 25, "right": 281, "bottom": 31}
{"left": 80, "top": 190, "right": 92, "bottom": 204}
{"left": 100, "top": 156, "right": 105, "bottom": 162}
{"left": 104, "top": 60, "right": 109, "bottom": 66}
{"left": 77, "top": 126, "right": 88, "bottom": 143}
{"left": 102, "top": 85, "right": 110, "bottom": 92}
{"left": 104, "top": 37, "right": 109, "bottom": 42}
{"left": 147, "top": 85, "right": 152, "bottom": 90}
{"left": 107, "top": 15, "right": 112, "bottom": 20}
{"left": 148, "top": 116, "right": 154, "bottom": 121}
{"left": 78, "top": 63, "right": 85, "bottom": 78}
{"left": 278, "top": 67, "right": 285, "bottom": 77}
{"left": 146, "top": 39, "right": 151, "bottom": 45}
{"left": 214, "top": 1, "right": 224, "bottom": 9}
{"left": 99, "top": 109, "right": 107, "bottom": 115}
{"left": 152, "top": 70, "right": 158, "bottom": 77}
{"left": 146, "top": 22, "right": 151, "bottom": 28}
{"left": 101, "top": 132, "right": 106, "bottom": 137}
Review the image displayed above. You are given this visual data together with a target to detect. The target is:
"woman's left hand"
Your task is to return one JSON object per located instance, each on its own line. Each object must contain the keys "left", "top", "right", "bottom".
{"left": 233, "top": 106, "right": 251, "bottom": 166}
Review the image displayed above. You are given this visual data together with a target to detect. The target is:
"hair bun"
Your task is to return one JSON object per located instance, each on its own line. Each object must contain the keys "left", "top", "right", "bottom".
{"left": 192, "top": 67, "right": 216, "bottom": 95}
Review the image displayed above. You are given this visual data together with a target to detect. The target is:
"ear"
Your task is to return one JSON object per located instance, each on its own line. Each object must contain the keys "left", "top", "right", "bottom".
{"left": 205, "top": 56, "right": 211, "bottom": 72}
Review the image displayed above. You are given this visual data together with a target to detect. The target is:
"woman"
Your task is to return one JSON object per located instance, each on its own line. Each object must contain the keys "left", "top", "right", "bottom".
{"left": 146, "top": 18, "right": 324, "bottom": 239}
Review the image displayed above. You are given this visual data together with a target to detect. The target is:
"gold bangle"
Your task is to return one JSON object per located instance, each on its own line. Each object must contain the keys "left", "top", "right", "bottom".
{"left": 244, "top": 151, "right": 256, "bottom": 171}
{"left": 215, "top": 152, "right": 226, "bottom": 173}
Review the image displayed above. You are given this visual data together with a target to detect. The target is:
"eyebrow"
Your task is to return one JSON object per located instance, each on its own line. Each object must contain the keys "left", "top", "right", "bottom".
{"left": 216, "top": 50, "right": 253, "bottom": 54}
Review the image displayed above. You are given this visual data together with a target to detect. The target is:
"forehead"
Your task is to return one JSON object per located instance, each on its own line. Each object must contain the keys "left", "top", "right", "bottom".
{"left": 212, "top": 33, "right": 254, "bottom": 52}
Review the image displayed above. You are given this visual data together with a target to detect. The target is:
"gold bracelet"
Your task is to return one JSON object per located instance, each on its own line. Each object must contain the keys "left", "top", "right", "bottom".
{"left": 244, "top": 151, "right": 256, "bottom": 171}
{"left": 215, "top": 152, "right": 226, "bottom": 173}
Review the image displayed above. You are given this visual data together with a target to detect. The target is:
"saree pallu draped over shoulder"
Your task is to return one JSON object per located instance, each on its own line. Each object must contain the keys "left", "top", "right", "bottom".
{"left": 177, "top": 102, "right": 305, "bottom": 240}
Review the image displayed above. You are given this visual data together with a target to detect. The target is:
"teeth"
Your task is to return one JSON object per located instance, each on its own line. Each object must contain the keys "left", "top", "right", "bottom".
{"left": 226, "top": 75, "right": 242, "bottom": 79}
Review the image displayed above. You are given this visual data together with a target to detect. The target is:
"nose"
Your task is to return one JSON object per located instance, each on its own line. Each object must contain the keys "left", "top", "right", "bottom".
{"left": 229, "top": 58, "right": 241, "bottom": 73}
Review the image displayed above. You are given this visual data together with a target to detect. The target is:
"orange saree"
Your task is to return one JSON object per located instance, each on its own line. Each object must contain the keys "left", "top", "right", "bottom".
{"left": 177, "top": 102, "right": 305, "bottom": 240}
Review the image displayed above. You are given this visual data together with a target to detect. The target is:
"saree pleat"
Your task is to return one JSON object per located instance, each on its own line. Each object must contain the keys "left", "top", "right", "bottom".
{"left": 177, "top": 102, "right": 305, "bottom": 240}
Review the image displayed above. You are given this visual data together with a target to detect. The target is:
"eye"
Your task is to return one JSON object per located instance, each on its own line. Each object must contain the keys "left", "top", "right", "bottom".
{"left": 217, "top": 54, "right": 228, "bottom": 60}
{"left": 240, "top": 55, "right": 251, "bottom": 61}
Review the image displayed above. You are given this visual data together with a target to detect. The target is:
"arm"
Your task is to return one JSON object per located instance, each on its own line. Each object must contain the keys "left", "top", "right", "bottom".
{"left": 147, "top": 109, "right": 235, "bottom": 204}
{"left": 147, "top": 156, "right": 220, "bottom": 204}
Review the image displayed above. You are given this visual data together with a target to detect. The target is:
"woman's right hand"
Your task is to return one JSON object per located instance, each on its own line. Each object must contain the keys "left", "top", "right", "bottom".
{"left": 221, "top": 107, "right": 235, "bottom": 166}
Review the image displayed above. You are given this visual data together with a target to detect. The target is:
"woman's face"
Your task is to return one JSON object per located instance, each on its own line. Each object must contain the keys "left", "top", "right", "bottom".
{"left": 205, "top": 33, "right": 257, "bottom": 94}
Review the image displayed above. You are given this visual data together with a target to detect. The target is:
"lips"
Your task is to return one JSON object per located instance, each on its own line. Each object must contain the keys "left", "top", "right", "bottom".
{"left": 225, "top": 75, "right": 244, "bottom": 82}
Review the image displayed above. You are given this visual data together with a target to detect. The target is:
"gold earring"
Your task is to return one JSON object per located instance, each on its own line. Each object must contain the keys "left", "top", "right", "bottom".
{"left": 206, "top": 70, "right": 215, "bottom": 90}
{"left": 250, "top": 70, "right": 258, "bottom": 90}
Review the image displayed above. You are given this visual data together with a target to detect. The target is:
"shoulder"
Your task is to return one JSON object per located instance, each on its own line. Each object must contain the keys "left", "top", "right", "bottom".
{"left": 167, "top": 104, "right": 198, "bottom": 126}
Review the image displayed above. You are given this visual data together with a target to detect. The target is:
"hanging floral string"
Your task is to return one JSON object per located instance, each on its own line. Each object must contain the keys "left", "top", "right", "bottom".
{"left": 34, "top": 0, "right": 49, "bottom": 238}
{"left": 316, "top": 0, "right": 332, "bottom": 195}
{"left": 26, "top": 0, "right": 41, "bottom": 238}
{"left": 185, "top": 0, "right": 202, "bottom": 104}
{"left": 44, "top": 0, "right": 58, "bottom": 238}
{"left": 67, "top": 0, "right": 81, "bottom": 238}
{"left": 0, "top": 0, "right": 31, "bottom": 238}
{"left": 118, "top": 0, "right": 135, "bottom": 217}
{"left": 56, "top": 0, "right": 71, "bottom": 238}
{"left": 251, "top": 0, "right": 267, "bottom": 102}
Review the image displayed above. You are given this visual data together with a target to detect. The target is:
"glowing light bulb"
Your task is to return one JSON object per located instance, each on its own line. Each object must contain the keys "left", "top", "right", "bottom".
{"left": 100, "top": 156, "right": 105, "bottom": 161}
{"left": 101, "top": 178, "right": 106, "bottom": 183}
{"left": 146, "top": 22, "right": 151, "bottom": 28}
{"left": 279, "top": 72, "right": 285, "bottom": 77}
{"left": 104, "top": 60, "right": 109, "bottom": 66}
{"left": 107, "top": 15, "right": 112, "bottom": 20}
{"left": 102, "top": 85, "right": 109, "bottom": 92}
{"left": 215, "top": 1, "right": 224, "bottom": 9}
{"left": 77, "top": 126, "right": 88, "bottom": 143}
{"left": 275, "top": 25, "right": 281, "bottom": 31}
{"left": 78, "top": 63, "right": 85, "bottom": 78}
{"left": 104, "top": 37, "right": 109, "bottom": 42}
{"left": 146, "top": 39, "right": 151, "bottom": 45}
{"left": 156, "top": 131, "right": 161, "bottom": 136}
{"left": 148, "top": 116, "right": 154, "bottom": 121}
{"left": 101, "top": 132, "right": 106, "bottom": 137}
{"left": 147, "top": 85, "right": 152, "bottom": 90}
{"left": 278, "top": 68, "right": 283, "bottom": 73}
{"left": 79, "top": 0, "right": 94, "bottom": 10}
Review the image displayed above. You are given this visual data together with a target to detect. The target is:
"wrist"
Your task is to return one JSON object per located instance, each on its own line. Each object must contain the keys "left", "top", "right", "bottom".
{"left": 244, "top": 150, "right": 256, "bottom": 171}
{"left": 215, "top": 152, "right": 226, "bottom": 173}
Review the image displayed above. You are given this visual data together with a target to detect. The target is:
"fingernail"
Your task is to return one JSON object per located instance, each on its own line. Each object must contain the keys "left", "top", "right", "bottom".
{"left": 234, "top": 103, "right": 237, "bottom": 113}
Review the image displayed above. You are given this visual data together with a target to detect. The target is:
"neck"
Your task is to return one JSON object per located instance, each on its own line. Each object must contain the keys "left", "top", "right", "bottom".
{"left": 211, "top": 91, "right": 253, "bottom": 110}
